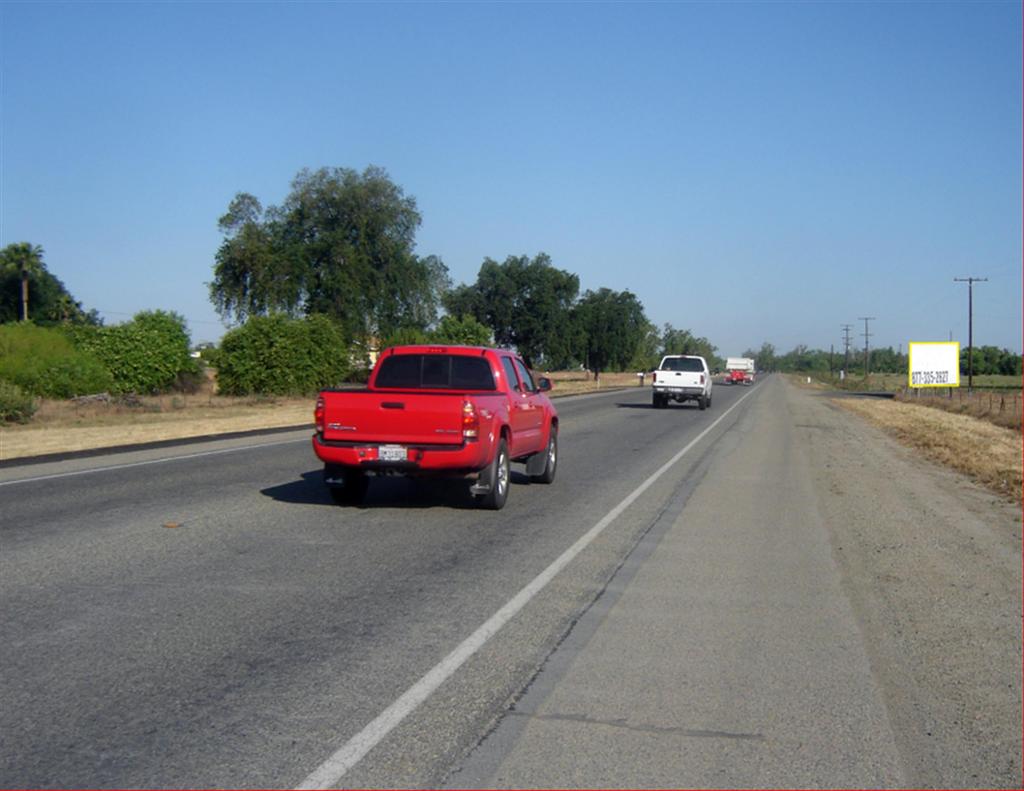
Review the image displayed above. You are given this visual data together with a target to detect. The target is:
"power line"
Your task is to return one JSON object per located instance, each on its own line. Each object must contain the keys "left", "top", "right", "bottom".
{"left": 953, "top": 276, "right": 987, "bottom": 391}
{"left": 858, "top": 317, "right": 875, "bottom": 379}
{"left": 841, "top": 324, "right": 853, "bottom": 376}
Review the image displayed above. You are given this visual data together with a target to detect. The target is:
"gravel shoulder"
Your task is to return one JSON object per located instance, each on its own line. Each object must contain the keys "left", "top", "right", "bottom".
{"left": 792, "top": 380, "right": 1022, "bottom": 787}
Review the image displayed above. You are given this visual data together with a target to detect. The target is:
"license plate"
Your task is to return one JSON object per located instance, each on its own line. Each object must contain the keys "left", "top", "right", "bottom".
{"left": 378, "top": 445, "right": 407, "bottom": 462}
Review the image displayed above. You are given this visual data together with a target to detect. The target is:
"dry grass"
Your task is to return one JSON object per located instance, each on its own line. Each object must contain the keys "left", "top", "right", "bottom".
{"left": 895, "top": 387, "right": 1023, "bottom": 431}
{"left": 0, "top": 371, "right": 643, "bottom": 462}
{"left": 833, "top": 398, "right": 1022, "bottom": 503}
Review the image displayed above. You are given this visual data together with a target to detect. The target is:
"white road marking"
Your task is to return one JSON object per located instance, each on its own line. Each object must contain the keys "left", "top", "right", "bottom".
{"left": 296, "top": 386, "right": 758, "bottom": 789}
{"left": 0, "top": 436, "right": 310, "bottom": 487}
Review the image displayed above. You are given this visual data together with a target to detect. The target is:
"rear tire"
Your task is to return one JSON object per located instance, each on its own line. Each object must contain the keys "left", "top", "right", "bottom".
{"left": 652, "top": 393, "right": 666, "bottom": 409}
{"left": 476, "top": 438, "right": 510, "bottom": 510}
{"left": 698, "top": 395, "right": 707, "bottom": 410}
{"left": 530, "top": 427, "right": 557, "bottom": 484}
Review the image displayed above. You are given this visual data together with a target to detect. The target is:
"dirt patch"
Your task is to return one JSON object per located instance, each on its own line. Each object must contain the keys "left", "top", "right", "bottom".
{"left": 833, "top": 397, "right": 1022, "bottom": 503}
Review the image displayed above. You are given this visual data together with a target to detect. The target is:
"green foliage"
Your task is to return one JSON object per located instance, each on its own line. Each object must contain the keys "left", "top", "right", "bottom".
{"left": 0, "top": 380, "right": 36, "bottom": 423}
{"left": 444, "top": 253, "right": 579, "bottom": 367}
{"left": 573, "top": 288, "right": 649, "bottom": 374}
{"left": 429, "top": 314, "right": 492, "bottom": 346}
{"left": 0, "top": 322, "right": 113, "bottom": 398}
{"left": 209, "top": 167, "right": 449, "bottom": 345}
{"left": 381, "top": 326, "right": 430, "bottom": 348}
{"left": 960, "top": 346, "right": 1022, "bottom": 377}
{"left": 216, "top": 314, "right": 350, "bottom": 395}
{"left": 0, "top": 242, "right": 99, "bottom": 325}
{"left": 660, "top": 324, "right": 721, "bottom": 370}
{"left": 70, "top": 310, "right": 197, "bottom": 394}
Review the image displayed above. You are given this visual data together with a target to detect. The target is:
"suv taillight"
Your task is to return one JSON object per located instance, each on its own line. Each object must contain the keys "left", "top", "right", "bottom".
{"left": 462, "top": 400, "right": 479, "bottom": 440}
{"left": 314, "top": 396, "right": 325, "bottom": 434}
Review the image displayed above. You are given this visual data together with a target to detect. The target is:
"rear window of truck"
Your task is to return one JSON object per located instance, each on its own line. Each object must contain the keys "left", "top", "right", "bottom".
{"left": 375, "top": 354, "right": 497, "bottom": 390}
{"left": 660, "top": 357, "right": 704, "bottom": 372}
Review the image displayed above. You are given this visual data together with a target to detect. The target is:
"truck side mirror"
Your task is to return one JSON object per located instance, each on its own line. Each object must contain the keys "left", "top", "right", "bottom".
{"left": 537, "top": 377, "right": 552, "bottom": 392}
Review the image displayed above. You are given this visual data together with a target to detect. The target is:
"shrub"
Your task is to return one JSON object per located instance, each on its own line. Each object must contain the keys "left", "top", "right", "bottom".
{"left": 429, "top": 314, "right": 492, "bottom": 346}
{"left": 0, "top": 322, "right": 113, "bottom": 398}
{"left": 0, "top": 380, "right": 36, "bottom": 423}
{"left": 217, "top": 314, "right": 349, "bottom": 396}
{"left": 70, "top": 310, "right": 198, "bottom": 394}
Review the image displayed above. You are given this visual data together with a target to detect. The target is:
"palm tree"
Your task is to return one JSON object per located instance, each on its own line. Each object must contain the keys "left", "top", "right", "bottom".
{"left": 1, "top": 242, "right": 45, "bottom": 321}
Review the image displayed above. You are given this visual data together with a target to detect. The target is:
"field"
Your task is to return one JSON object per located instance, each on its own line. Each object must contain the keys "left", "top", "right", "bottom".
{"left": 0, "top": 370, "right": 645, "bottom": 462}
{"left": 812, "top": 371, "right": 1020, "bottom": 393}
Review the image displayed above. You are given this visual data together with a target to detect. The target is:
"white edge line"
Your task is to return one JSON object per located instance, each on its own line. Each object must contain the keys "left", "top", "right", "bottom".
{"left": 296, "top": 386, "right": 758, "bottom": 790}
{"left": 0, "top": 435, "right": 311, "bottom": 488}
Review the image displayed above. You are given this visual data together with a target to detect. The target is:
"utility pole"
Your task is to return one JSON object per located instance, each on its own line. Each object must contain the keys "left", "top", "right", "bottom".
{"left": 954, "top": 277, "right": 987, "bottom": 391}
{"left": 858, "top": 317, "right": 875, "bottom": 379}
{"left": 841, "top": 324, "right": 853, "bottom": 376}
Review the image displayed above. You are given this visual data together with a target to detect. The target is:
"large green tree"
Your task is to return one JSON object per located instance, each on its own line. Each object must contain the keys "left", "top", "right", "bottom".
{"left": 573, "top": 288, "right": 649, "bottom": 378}
{"left": 661, "top": 324, "right": 720, "bottom": 369}
{"left": 209, "top": 166, "right": 449, "bottom": 344}
{"left": 445, "top": 253, "right": 579, "bottom": 367}
{"left": 0, "top": 243, "right": 98, "bottom": 325}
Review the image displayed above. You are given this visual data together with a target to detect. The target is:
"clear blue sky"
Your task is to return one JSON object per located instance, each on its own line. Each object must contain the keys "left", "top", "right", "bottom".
{"left": 2, "top": 1, "right": 1020, "bottom": 355}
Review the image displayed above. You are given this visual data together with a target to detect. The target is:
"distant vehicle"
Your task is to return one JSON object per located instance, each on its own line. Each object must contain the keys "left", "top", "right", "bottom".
{"left": 312, "top": 345, "right": 558, "bottom": 510}
{"left": 725, "top": 357, "right": 755, "bottom": 385}
{"left": 651, "top": 355, "right": 712, "bottom": 410}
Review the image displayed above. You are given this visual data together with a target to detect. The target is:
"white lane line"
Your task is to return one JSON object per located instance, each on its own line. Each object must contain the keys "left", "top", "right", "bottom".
{"left": 296, "top": 386, "right": 758, "bottom": 790}
{"left": 0, "top": 436, "right": 310, "bottom": 488}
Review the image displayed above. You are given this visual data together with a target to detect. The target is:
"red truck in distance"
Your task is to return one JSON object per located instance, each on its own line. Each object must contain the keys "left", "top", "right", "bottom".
{"left": 312, "top": 345, "right": 559, "bottom": 510}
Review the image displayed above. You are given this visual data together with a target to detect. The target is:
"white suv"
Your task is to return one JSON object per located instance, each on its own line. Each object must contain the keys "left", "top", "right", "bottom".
{"left": 651, "top": 355, "right": 712, "bottom": 410}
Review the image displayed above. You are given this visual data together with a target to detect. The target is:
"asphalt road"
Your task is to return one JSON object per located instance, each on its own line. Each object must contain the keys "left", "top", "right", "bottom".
{"left": 2, "top": 376, "right": 1019, "bottom": 789}
{"left": 1, "top": 381, "right": 756, "bottom": 788}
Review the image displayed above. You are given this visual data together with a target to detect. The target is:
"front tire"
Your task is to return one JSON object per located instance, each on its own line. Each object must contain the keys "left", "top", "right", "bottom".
{"left": 530, "top": 427, "right": 558, "bottom": 484}
{"left": 477, "top": 438, "right": 510, "bottom": 510}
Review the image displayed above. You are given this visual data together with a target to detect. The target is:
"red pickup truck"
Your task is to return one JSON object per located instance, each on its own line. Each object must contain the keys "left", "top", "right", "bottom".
{"left": 312, "top": 345, "right": 559, "bottom": 509}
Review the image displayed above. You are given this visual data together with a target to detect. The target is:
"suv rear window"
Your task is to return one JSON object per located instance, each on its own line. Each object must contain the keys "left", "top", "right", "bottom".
{"left": 660, "top": 357, "right": 704, "bottom": 372}
{"left": 375, "top": 354, "right": 497, "bottom": 390}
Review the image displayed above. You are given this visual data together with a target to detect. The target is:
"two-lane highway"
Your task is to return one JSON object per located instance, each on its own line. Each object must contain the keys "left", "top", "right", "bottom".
{"left": 1, "top": 381, "right": 758, "bottom": 788}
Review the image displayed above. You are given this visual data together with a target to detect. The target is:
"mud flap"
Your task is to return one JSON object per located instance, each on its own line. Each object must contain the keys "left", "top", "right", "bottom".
{"left": 469, "top": 464, "right": 493, "bottom": 496}
{"left": 525, "top": 448, "right": 547, "bottom": 476}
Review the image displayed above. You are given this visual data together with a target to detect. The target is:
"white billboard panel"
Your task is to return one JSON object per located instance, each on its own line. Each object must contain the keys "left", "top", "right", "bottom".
{"left": 908, "top": 341, "right": 960, "bottom": 388}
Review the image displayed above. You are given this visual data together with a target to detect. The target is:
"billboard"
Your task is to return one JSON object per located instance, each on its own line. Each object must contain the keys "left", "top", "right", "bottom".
{"left": 908, "top": 341, "right": 960, "bottom": 388}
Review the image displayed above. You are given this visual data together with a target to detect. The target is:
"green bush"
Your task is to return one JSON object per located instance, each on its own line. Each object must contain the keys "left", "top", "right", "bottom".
{"left": 0, "top": 380, "right": 37, "bottom": 423}
{"left": 0, "top": 322, "right": 113, "bottom": 398}
{"left": 429, "top": 314, "right": 492, "bottom": 346}
{"left": 217, "top": 314, "right": 349, "bottom": 396}
{"left": 70, "top": 310, "right": 198, "bottom": 394}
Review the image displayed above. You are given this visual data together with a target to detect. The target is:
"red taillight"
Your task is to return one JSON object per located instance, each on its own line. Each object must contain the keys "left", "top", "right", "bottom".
{"left": 462, "top": 400, "right": 479, "bottom": 440}
{"left": 700, "top": 374, "right": 705, "bottom": 384}
{"left": 652, "top": 372, "right": 657, "bottom": 383}
{"left": 314, "top": 396, "right": 325, "bottom": 433}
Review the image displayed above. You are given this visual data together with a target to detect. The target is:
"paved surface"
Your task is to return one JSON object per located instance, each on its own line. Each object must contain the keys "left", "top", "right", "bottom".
{"left": 1, "top": 377, "right": 1019, "bottom": 789}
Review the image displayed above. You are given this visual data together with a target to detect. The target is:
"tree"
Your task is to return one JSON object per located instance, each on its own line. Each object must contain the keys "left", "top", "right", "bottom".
{"left": 209, "top": 166, "right": 448, "bottom": 345}
{"left": 0, "top": 243, "right": 97, "bottom": 325}
{"left": 430, "top": 314, "right": 492, "bottom": 346}
{"left": 445, "top": 253, "right": 579, "bottom": 368}
{"left": 2, "top": 242, "right": 44, "bottom": 321}
{"left": 574, "top": 288, "right": 649, "bottom": 379}
{"left": 661, "top": 324, "right": 720, "bottom": 370}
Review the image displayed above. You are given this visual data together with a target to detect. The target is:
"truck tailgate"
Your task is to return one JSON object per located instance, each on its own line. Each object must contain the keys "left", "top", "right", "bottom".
{"left": 321, "top": 391, "right": 467, "bottom": 445}
{"left": 656, "top": 371, "right": 703, "bottom": 387}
